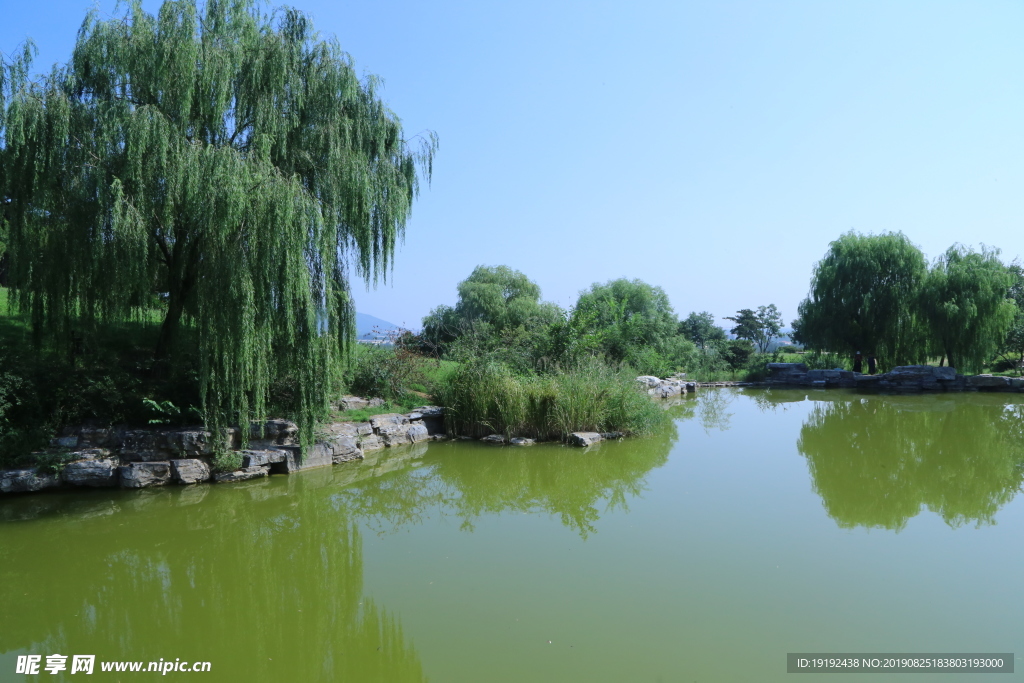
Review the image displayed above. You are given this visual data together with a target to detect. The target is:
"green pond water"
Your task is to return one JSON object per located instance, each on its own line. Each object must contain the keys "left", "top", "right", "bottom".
{"left": 1, "top": 388, "right": 1023, "bottom": 682}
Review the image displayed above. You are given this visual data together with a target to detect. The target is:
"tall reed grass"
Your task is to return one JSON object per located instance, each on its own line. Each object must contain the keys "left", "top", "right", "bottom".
{"left": 433, "top": 360, "right": 668, "bottom": 440}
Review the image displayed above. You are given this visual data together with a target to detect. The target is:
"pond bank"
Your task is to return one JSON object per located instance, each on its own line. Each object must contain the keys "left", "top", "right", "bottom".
{"left": 0, "top": 391, "right": 658, "bottom": 497}
{"left": 767, "top": 362, "right": 1024, "bottom": 392}
{"left": 0, "top": 407, "right": 447, "bottom": 496}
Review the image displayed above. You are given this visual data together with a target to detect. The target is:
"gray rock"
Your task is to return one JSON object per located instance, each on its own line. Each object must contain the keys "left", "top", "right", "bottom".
{"left": 370, "top": 413, "right": 410, "bottom": 429}
{"left": 62, "top": 454, "right": 119, "bottom": 487}
{"left": 50, "top": 435, "right": 79, "bottom": 449}
{"left": 276, "top": 443, "right": 333, "bottom": 472}
{"left": 241, "top": 449, "right": 289, "bottom": 468}
{"left": 326, "top": 421, "right": 373, "bottom": 438}
{"left": 213, "top": 466, "right": 269, "bottom": 483}
{"left": 249, "top": 419, "right": 298, "bottom": 444}
{"left": 327, "top": 435, "right": 364, "bottom": 463}
{"left": 0, "top": 468, "right": 61, "bottom": 494}
{"left": 409, "top": 405, "right": 444, "bottom": 418}
{"left": 510, "top": 437, "right": 535, "bottom": 446}
{"left": 165, "top": 430, "right": 215, "bottom": 456}
{"left": 378, "top": 423, "right": 413, "bottom": 446}
{"left": 359, "top": 434, "right": 384, "bottom": 451}
{"left": 568, "top": 432, "right": 603, "bottom": 447}
{"left": 78, "top": 426, "right": 114, "bottom": 447}
{"left": 967, "top": 374, "right": 1011, "bottom": 389}
{"left": 119, "top": 462, "right": 173, "bottom": 489}
{"left": 407, "top": 423, "right": 429, "bottom": 443}
{"left": 481, "top": 434, "right": 506, "bottom": 444}
{"left": 338, "top": 395, "right": 370, "bottom": 411}
{"left": 766, "top": 363, "right": 811, "bottom": 385}
{"left": 170, "top": 459, "right": 211, "bottom": 484}
{"left": 637, "top": 376, "right": 686, "bottom": 397}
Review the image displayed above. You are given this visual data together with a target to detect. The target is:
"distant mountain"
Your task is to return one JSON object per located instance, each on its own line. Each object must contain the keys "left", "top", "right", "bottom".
{"left": 355, "top": 312, "right": 402, "bottom": 340}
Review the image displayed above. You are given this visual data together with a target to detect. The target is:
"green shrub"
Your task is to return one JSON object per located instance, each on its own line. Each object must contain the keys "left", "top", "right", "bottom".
{"left": 989, "top": 357, "right": 1020, "bottom": 374}
{"left": 801, "top": 350, "right": 850, "bottom": 371}
{"left": 345, "top": 344, "right": 419, "bottom": 400}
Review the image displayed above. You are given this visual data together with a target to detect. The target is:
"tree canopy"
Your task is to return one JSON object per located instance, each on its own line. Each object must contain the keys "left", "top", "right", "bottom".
{"left": 795, "top": 231, "right": 927, "bottom": 369}
{"left": 996, "top": 263, "right": 1024, "bottom": 372}
{"left": 678, "top": 311, "right": 726, "bottom": 351}
{"left": 0, "top": 0, "right": 435, "bottom": 438}
{"left": 918, "top": 245, "right": 1015, "bottom": 373}
{"left": 571, "top": 279, "right": 678, "bottom": 360}
{"left": 421, "top": 265, "right": 561, "bottom": 352}
{"left": 724, "top": 305, "right": 783, "bottom": 353}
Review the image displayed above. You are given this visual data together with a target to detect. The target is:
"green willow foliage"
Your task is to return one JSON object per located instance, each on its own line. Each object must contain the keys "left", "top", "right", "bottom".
{"left": 796, "top": 231, "right": 928, "bottom": 370}
{"left": 0, "top": 1, "right": 435, "bottom": 440}
{"left": 918, "top": 245, "right": 1015, "bottom": 373}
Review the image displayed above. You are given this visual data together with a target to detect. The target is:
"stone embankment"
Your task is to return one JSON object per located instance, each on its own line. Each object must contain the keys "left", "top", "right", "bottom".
{"left": 767, "top": 363, "right": 1024, "bottom": 393}
{"left": 0, "top": 403, "right": 447, "bottom": 495}
{"left": 3, "top": 378, "right": 676, "bottom": 496}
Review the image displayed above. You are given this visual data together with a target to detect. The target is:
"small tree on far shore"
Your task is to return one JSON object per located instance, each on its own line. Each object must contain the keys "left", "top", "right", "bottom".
{"left": 725, "top": 305, "right": 783, "bottom": 353}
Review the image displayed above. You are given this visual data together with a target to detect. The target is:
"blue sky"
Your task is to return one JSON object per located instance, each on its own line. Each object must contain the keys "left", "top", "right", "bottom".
{"left": 4, "top": 0, "right": 1023, "bottom": 331}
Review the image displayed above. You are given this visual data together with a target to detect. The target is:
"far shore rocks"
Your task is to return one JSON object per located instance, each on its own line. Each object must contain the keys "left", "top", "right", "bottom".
{"left": 636, "top": 374, "right": 697, "bottom": 398}
{"left": 766, "top": 362, "right": 1024, "bottom": 393}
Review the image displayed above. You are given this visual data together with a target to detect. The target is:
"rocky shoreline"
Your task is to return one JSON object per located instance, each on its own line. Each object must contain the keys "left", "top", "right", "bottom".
{"left": 0, "top": 403, "right": 450, "bottom": 496}
{"left": 1, "top": 388, "right": 664, "bottom": 496}
{"left": 766, "top": 363, "right": 1024, "bottom": 392}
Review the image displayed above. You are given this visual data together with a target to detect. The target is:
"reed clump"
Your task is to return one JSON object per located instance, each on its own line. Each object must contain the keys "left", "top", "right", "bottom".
{"left": 433, "top": 360, "right": 667, "bottom": 441}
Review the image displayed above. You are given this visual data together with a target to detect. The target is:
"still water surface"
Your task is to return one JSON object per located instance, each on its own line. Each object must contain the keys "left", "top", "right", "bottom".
{"left": 2, "top": 389, "right": 1023, "bottom": 681}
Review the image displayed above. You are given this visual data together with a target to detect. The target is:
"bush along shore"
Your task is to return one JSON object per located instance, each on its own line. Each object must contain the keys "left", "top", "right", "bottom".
{"left": 0, "top": 373, "right": 694, "bottom": 496}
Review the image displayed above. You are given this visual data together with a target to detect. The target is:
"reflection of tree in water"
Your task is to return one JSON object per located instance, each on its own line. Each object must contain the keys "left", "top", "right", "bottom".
{"left": 336, "top": 425, "right": 678, "bottom": 539}
{"left": 693, "top": 390, "right": 734, "bottom": 433}
{"left": 0, "top": 478, "right": 426, "bottom": 682}
{"left": 797, "top": 395, "right": 1024, "bottom": 530}
{"left": 749, "top": 388, "right": 802, "bottom": 414}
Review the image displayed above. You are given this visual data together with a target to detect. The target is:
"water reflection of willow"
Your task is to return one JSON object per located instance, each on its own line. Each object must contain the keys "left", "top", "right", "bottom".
{"left": 335, "top": 425, "right": 678, "bottom": 539}
{"left": 796, "top": 395, "right": 1024, "bottom": 530}
{"left": 0, "top": 476, "right": 426, "bottom": 682}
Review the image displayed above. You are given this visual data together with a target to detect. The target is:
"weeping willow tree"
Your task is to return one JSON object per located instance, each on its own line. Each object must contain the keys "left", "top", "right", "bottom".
{"left": 795, "top": 231, "right": 927, "bottom": 370}
{"left": 918, "top": 245, "right": 1015, "bottom": 373}
{"left": 0, "top": 0, "right": 435, "bottom": 440}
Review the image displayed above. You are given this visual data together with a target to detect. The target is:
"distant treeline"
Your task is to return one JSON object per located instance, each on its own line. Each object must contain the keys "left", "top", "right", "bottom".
{"left": 412, "top": 265, "right": 784, "bottom": 382}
